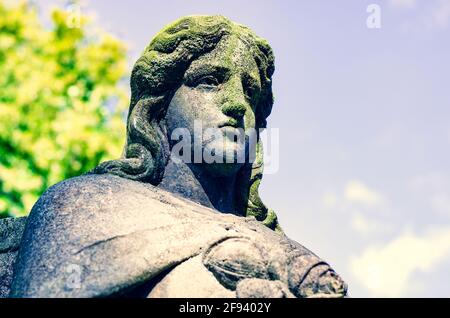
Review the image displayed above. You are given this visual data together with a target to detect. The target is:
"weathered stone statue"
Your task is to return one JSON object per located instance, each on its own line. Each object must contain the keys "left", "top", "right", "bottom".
{"left": 0, "top": 16, "right": 347, "bottom": 298}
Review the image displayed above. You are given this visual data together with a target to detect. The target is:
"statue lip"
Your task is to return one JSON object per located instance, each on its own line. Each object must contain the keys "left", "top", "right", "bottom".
{"left": 218, "top": 120, "right": 242, "bottom": 129}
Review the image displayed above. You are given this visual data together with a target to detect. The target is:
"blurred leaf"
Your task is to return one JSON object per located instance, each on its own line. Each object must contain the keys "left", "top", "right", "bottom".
{"left": 0, "top": 1, "right": 128, "bottom": 217}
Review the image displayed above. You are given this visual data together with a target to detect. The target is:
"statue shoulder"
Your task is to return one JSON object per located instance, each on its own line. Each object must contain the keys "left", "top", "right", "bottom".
{"left": 26, "top": 173, "right": 166, "bottom": 222}
{"left": 0, "top": 217, "right": 27, "bottom": 298}
{"left": 10, "top": 173, "right": 186, "bottom": 297}
{"left": 10, "top": 173, "right": 239, "bottom": 297}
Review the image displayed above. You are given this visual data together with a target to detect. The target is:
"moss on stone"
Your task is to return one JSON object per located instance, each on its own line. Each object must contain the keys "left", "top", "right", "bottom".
{"left": 93, "top": 15, "right": 280, "bottom": 231}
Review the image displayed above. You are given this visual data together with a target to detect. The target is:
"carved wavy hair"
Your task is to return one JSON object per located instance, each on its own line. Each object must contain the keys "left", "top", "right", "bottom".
{"left": 92, "top": 15, "right": 281, "bottom": 231}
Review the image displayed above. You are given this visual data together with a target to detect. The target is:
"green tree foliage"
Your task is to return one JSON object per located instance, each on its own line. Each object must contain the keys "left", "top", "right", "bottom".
{"left": 0, "top": 1, "right": 129, "bottom": 217}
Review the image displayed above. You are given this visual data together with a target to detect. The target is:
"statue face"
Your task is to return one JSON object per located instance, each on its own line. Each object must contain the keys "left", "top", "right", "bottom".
{"left": 165, "top": 37, "right": 261, "bottom": 177}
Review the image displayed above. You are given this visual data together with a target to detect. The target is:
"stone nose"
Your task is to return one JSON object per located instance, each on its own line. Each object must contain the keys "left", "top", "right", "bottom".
{"left": 221, "top": 102, "right": 246, "bottom": 119}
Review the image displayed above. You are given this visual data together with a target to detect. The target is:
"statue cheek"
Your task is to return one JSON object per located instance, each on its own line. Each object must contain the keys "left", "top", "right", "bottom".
{"left": 168, "top": 86, "right": 212, "bottom": 132}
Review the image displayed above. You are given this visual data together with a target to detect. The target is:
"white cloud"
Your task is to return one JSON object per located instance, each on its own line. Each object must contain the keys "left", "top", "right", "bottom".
{"left": 431, "top": 194, "right": 450, "bottom": 217}
{"left": 321, "top": 182, "right": 391, "bottom": 237}
{"left": 403, "top": 0, "right": 450, "bottom": 30}
{"left": 351, "top": 227, "right": 450, "bottom": 297}
{"left": 389, "top": 0, "right": 417, "bottom": 10}
{"left": 350, "top": 214, "right": 373, "bottom": 234}
{"left": 432, "top": 0, "right": 450, "bottom": 28}
{"left": 390, "top": 0, "right": 450, "bottom": 31}
{"left": 350, "top": 213, "right": 393, "bottom": 236}
{"left": 409, "top": 173, "right": 448, "bottom": 192}
{"left": 408, "top": 173, "right": 450, "bottom": 217}
{"left": 344, "top": 180, "right": 384, "bottom": 206}
{"left": 322, "top": 192, "right": 339, "bottom": 208}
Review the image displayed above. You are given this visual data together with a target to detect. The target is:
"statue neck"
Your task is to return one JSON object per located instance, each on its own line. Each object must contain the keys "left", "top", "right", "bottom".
{"left": 157, "top": 159, "right": 239, "bottom": 214}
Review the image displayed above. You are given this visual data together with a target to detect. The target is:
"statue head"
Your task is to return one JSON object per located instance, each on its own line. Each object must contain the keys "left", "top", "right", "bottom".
{"left": 92, "top": 15, "right": 280, "bottom": 230}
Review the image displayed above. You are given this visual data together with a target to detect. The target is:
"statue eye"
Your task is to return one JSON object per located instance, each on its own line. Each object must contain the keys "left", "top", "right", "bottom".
{"left": 195, "top": 75, "right": 220, "bottom": 89}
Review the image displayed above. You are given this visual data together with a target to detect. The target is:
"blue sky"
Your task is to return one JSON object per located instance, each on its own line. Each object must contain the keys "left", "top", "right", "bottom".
{"left": 36, "top": 0, "right": 450, "bottom": 297}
